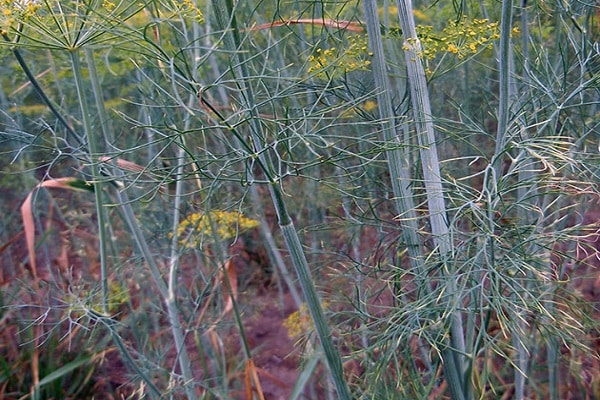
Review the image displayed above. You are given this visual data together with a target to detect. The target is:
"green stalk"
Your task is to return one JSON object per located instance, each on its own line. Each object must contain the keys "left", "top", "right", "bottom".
{"left": 69, "top": 50, "right": 110, "bottom": 314}
{"left": 269, "top": 183, "right": 351, "bottom": 399}
{"left": 362, "top": 3, "right": 438, "bottom": 388}
{"left": 166, "top": 114, "right": 197, "bottom": 400}
{"left": 514, "top": 3, "right": 533, "bottom": 398}
{"left": 362, "top": 0, "right": 424, "bottom": 270}
{"left": 494, "top": 2, "right": 534, "bottom": 397}
{"left": 249, "top": 185, "right": 303, "bottom": 308}
{"left": 209, "top": 0, "right": 351, "bottom": 397}
{"left": 75, "top": 47, "right": 191, "bottom": 397}
{"left": 393, "top": 0, "right": 469, "bottom": 398}
{"left": 82, "top": 46, "right": 120, "bottom": 326}
{"left": 481, "top": 1, "right": 534, "bottom": 396}
{"left": 493, "top": 0, "right": 514, "bottom": 174}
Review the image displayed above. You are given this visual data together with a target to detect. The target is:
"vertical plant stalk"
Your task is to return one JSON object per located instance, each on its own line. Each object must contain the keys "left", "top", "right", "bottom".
{"left": 393, "top": 0, "right": 469, "bottom": 398}
{"left": 494, "top": 2, "right": 533, "bottom": 398}
{"left": 362, "top": 0, "right": 424, "bottom": 270}
{"left": 79, "top": 47, "right": 195, "bottom": 398}
{"left": 269, "top": 187, "right": 351, "bottom": 398}
{"left": 493, "top": 0, "right": 514, "bottom": 173}
{"left": 166, "top": 111, "right": 197, "bottom": 400}
{"left": 514, "top": 2, "right": 534, "bottom": 397}
{"left": 479, "top": 1, "right": 534, "bottom": 396}
{"left": 517, "top": 3, "right": 566, "bottom": 398}
{"left": 69, "top": 50, "right": 110, "bottom": 314}
{"left": 83, "top": 46, "right": 121, "bottom": 317}
{"left": 73, "top": 50, "right": 167, "bottom": 398}
{"left": 209, "top": 0, "right": 351, "bottom": 398}
{"left": 249, "top": 185, "right": 303, "bottom": 308}
{"left": 362, "top": 2, "right": 436, "bottom": 385}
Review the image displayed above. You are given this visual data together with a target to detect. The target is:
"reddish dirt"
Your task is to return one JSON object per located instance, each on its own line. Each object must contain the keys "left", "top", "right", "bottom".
{"left": 237, "top": 291, "right": 303, "bottom": 400}
{"left": 2, "top": 202, "right": 599, "bottom": 399}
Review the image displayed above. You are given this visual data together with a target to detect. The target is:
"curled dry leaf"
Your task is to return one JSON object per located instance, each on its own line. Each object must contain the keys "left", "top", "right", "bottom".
{"left": 20, "top": 177, "right": 93, "bottom": 281}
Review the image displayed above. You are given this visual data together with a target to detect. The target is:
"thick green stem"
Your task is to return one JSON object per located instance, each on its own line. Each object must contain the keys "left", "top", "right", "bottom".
{"left": 74, "top": 47, "right": 197, "bottom": 397}
{"left": 394, "top": 0, "right": 470, "bottom": 398}
{"left": 166, "top": 120, "right": 197, "bottom": 400}
{"left": 82, "top": 48, "right": 167, "bottom": 399}
{"left": 494, "top": 0, "right": 514, "bottom": 174}
{"left": 209, "top": 0, "right": 352, "bottom": 397}
{"left": 362, "top": 0, "right": 424, "bottom": 267}
{"left": 69, "top": 50, "right": 110, "bottom": 314}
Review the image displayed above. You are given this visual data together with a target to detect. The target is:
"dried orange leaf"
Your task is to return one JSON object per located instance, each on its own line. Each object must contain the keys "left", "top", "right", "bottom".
{"left": 220, "top": 259, "right": 238, "bottom": 315}
{"left": 20, "top": 177, "right": 93, "bottom": 280}
{"left": 245, "top": 359, "right": 265, "bottom": 400}
{"left": 99, "top": 156, "right": 147, "bottom": 174}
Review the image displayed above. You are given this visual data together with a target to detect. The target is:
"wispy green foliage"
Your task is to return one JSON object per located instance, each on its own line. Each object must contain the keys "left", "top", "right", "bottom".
{"left": 0, "top": 0, "right": 598, "bottom": 398}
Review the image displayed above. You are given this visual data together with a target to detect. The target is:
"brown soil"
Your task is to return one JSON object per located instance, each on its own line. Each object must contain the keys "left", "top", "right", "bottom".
{"left": 1, "top": 204, "right": 599, "bottom": 399}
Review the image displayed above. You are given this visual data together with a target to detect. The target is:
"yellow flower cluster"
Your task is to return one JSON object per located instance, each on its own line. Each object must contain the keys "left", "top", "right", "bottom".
{"left": 283, "top": 302, "right": 329, "bottom": 338}
{"left": 1, "top": 0, "right": 204, "bottom": 36}
{"left": 403, "top": 18, "right": 500, "bottom": 61}
{"left": 362, "top": 99, "right": 378, "bottom": 112}
{"left": 103, "top": 281, "right": 130, "bottom": 314}
{"left": 0, "top": 0, "right": 41, "bottom": 32}
{"left": 167, "top": 0, "right": 204, "bottom": 23}
{"left": 308, "top": 34, "right": 373, "bottom": 79}
{"left": 66, "top": 281, "right": 130, "bottom": 318}
{"left": 101, "top": 0, "right": 116, "bottom": 12}
{"left": 175, "top": 210, "right": 259, "bottom": 248}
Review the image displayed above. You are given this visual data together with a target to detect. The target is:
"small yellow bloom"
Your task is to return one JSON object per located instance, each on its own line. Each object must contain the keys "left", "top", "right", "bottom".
{"left": 362, "top": 100, "right": 378, "bottom": 112}
{"left": 283, "top": 302, "right": 330, "bottom": 338}
{"left": 175, "top": 210, "right": 259, "bottom": 248}
{"left": 447, "top": 44, "right": 459, "bottom": 54}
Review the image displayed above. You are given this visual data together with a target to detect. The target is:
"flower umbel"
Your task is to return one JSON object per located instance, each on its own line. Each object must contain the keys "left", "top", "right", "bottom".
{"left": 175, "top": 210, "right": 259, "bottom": 249}
{"left": 308, "top": 34, "right": 372, "bottom": 79}
{"left": 0, "top": 0, "right": 41, "bottom": 31}
{"left": 401, "top": 17, "right": 501, "bottom": 61}
{"left": 283, "top": 302, "right": 330, "bottom": 338}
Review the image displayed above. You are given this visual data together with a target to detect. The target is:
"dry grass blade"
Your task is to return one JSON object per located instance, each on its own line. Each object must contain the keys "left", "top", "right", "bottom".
{"left": 0, "top": 229, "right": 22, "bottom": 284}
{"left": 220, "top": 259, "right": 238, "bottom": 315}
{"left": 9, "top": 68, "right": 51, "bottom": 97}
{"left": 20, "top": 177, "right": 93, "bottom": 282}
{"left": 0, "top": 230, "right": 24, "bottom": 259}
{"left": 98, "top": 156, "right": 147, "bottom": 174}
{"left": 202, "top": 259, "right": 239, "bottom": 332}
{"left": 244, "top": 359, "right": 265, "bottom": 400}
